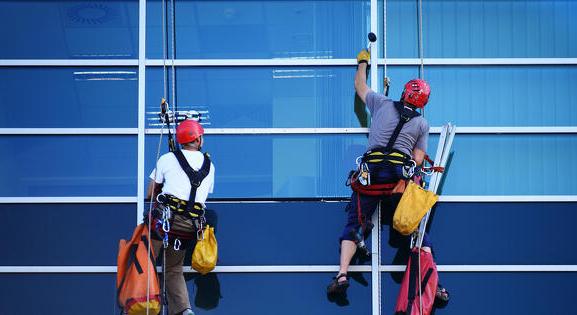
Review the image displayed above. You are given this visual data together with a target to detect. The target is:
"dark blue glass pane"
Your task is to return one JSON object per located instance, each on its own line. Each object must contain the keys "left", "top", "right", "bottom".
{"left": 0, "top": 135, "right": 137, "bottom": 197}
{"left": 146, "top": 67, "right": 379, "bottom": 128}
{"left": 382, "top": 272, "right": 577, "bottom": 315}
{"left": 205, "top": 202, "right": 371, "bottom": 265}
{"left": 0, "top": 273, "right": 371, "bottom": 315}
{"left": 0, "top": 67, "right": 138, "bottom": 128}
{"left": 0, "top": 1, "right": 138, "bottom": 59}
{"left": 0, "top": 274, "right": 117, "bottom": 315}
{"left": 423, "top": 0, "right": 577, "bottom": 58}
{"left": 0, "top": 204, "right": 135, "bottom": 265}
{"left": 146, "top": 0, "right": 370, "bottom": 59}
{"left": 381, "top": 202, "right": 577, "bottom": 265}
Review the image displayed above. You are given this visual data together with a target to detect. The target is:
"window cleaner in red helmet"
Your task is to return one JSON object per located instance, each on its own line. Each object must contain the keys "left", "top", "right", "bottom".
{"left": 145, "top": 119, "right": 216, "bottom": 315}
{"left": 327, "top": 48, "right": 449, "bottom": 306}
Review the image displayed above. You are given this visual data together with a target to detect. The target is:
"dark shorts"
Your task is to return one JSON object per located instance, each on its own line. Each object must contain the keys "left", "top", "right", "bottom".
{"left": 340, "top": 163, "right": 433, "bottom": 248}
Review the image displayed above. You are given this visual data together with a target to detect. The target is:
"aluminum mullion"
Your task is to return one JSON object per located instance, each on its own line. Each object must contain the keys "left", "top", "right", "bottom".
{"left": 137, "top": 0, "right": 146, "bottom": 224}
{"left": 2, "top": 127, "right": 577, "bottom": 135}
{"left": 2, "top": 58, "right": 577, "bottom": 67}
{"left": 1, "top": 196, "right": 576, "bottom": 204}
{"left": 1, "top": 265, "right": 576, "bottom": 273}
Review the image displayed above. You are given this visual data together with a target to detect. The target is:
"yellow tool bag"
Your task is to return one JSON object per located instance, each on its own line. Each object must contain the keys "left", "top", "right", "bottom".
{"left": 393, "top": 181, "right": 439, "bottom": 235}
{"left": 192, "top": 225, "right": 218, "bottom": 275}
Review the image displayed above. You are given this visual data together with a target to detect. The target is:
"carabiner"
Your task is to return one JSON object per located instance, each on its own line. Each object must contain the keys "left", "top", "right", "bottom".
{"left": 173, "top": 238, "right": 181, "bottom": 251}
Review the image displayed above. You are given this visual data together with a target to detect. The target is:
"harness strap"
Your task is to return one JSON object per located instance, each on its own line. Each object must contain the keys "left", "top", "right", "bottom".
{"left": 172, "top": 150, "right": 211, "bottom": 212}
{"left": 384, "top": 101, "right": 421, "bottom": 153}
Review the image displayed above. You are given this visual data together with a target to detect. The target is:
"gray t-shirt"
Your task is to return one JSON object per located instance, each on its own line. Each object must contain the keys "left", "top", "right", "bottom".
{"left": 366, "top": 91, "right": 429, "bottom": 156}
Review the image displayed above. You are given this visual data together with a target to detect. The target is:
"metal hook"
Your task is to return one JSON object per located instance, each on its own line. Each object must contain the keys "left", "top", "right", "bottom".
{"left": 173, "top": 238, "right": 181, "bottom": 251}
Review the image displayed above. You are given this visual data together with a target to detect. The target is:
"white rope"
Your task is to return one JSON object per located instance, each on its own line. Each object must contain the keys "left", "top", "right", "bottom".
{"left": 383, "top": 0, "right": 387, "bottom": 78}
{"left": 417, "top": 0, "right": 425, "bottom": 117}
{"left": 417, "top": 0, "right": 424, "bottom": 80}
{"left": 162, "top": 0, "right": 168, "bottom": 100}
{"left": 170, "top": 0, "right": 177, "bottom": 135}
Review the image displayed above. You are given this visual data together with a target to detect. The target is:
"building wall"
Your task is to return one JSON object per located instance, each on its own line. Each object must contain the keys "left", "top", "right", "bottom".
{"left": 0, "top": 1, "right": 576, "bottom": 314}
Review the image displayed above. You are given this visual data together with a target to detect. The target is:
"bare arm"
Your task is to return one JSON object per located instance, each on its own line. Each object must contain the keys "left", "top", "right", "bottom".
{"left": 412, "top": 148, "right": 426, "bottom": 166}
{"left": 354, "top": 63, "right": 372, "bottom": 104}
{"left": 146, "top": 180, "right": 163, "bottom": 201}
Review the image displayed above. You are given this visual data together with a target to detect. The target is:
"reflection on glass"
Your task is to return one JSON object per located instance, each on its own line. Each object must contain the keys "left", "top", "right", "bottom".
{"left": 0, "top": 67, "right": 138, "bottom": 128}
{"left": 0, "top": 0, "right": 138, "bottom": 59}
{"left": 147, "top": 0, "right": 370, "bottom": 59}
{"left": 146, "top": 134, "right": 577, "bottom": 198}
{"left": 146, "top": 67, "right": 366, "bottom": 128}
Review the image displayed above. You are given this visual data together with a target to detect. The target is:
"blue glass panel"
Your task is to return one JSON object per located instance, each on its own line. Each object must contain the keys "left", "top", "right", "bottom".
{"left": 146, "top": 0, "right": 370, "bottom": 59}
{"left": 381, "top": 202, "right": 577, "bottom": 265}
{"left": 377, "top": 65, "right": 577, "bottom": 127}
{"left": 145, "top": 66, "right": 395, "bottom": 128}
{"left": 0, "top": 204, "right": 135, "bottom": 265}
{"left": 0, "top": 136, "right": 137, "bottom": 197}
{"left": 0, "top": 67, "right": 138, "bottom": 128}
{"left": 147, "top": 133, "right": 577, "bottom": 198}
{"left": 378, "top": 0, "right": 419, "bottom": 58}
{"left": 423, "top": 66, "right": 577, "bottom": 127}
{"left": 0, "top": 274, "right": 117, "bottom": 315}
{"left": 0, "top": 273, "right": 371, "bottom": 315}
{"left": 202, "top": 202, "right": 370, "bottom": 265}
{"left": 382, "top": 272, "right": 577, "bottom": 315}
{"left": 146, "top": 134, "right": 368, "bottom": 198}
{"left": 0, "top": 1, "right": 138, "bottom": 59}
{"left": 432, "top": 134, "right": 577, "bottom": 195}
{"left": 423, "top": 0, "right": 577, "bottom": 58}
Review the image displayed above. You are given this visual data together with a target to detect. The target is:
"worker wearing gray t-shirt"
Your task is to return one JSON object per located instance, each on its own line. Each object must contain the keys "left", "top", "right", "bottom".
{"left": 327, "top": 48, "right": 446, "bottom": 300}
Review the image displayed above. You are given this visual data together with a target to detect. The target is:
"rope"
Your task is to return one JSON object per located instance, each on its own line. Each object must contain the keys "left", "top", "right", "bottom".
{"left": 170, "top": 0, "right": 177, "bottom": 131}
{"left": 383, "top": 0, "right": 387, "bottom": 79}
{"left": 417, "top": 0, "right": 425, "bottom": 117}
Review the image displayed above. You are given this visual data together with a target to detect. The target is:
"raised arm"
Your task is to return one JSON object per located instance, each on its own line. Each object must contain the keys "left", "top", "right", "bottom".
{"left": 354, "top": 50, "right": 372, "bottom": 104}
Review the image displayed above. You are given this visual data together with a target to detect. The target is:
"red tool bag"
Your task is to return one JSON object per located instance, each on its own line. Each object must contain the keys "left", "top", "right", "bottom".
{"left": 394, "top": 247, "right": 438, "bottom": 315}
{"left": 117, "top": 223, "right": 161, "bottom": 315}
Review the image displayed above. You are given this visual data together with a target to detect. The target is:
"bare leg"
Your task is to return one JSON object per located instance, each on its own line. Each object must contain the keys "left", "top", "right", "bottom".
{"left": 338, "top": 240, "right": 357, "bottom": 282}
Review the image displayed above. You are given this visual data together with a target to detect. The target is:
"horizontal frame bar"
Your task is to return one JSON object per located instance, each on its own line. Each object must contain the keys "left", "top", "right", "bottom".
{"left": 1, "top": 196, "right": 576, "bottom": 204}
{"left": 0, "top": 197, "right": 137, "bottom": 204}
{"left": 2, "top": 58, "right": 577, "bottom": 67}
{"left": 2, "top": 127, "right": 577, "bottom": 136}
{"left": 1, "top": 265, "right": 576, "bottom": 273}
{"left": 0, "top": 60, "right": 138, "bottom": 66}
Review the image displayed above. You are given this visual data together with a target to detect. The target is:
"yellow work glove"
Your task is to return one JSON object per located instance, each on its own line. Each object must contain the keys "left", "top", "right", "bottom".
{"left": 357, "top": 49, "right": 370, "bottom": 64}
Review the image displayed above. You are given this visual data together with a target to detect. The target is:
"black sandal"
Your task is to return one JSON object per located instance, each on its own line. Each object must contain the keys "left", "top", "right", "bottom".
{"left": 327, "top": 273, "right": 349, "bottom": 295}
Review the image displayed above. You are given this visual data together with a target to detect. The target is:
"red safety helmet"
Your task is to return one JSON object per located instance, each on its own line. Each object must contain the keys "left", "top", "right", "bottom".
{"left": 176, "top": 119, "right": 204, "bottom": 144}
{"left": 401, "top": 79, "right": 431, "bottom": 108}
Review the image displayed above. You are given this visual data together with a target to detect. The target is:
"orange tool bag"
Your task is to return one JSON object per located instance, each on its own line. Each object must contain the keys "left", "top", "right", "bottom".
{"left": 117, "top": 223, "right": 161, "bottom": 315}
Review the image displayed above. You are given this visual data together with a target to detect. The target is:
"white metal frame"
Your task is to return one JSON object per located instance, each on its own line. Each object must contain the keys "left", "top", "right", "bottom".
{"left": 2, "top": 264, "right": 576, "bottom": 273}
{"left": 2, "top": 58, "right": 577, "bottom": 67}
{"left": 1, "top": 2, "right": 576, "bottom": 314}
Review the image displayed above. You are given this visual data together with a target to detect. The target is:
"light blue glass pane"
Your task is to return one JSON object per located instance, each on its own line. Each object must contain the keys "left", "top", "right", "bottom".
{"left": 0, "top": 67, "right": 138, "bottom": 128}
{"left": 146, "top": 134, "right": 368, "bottom": 198}
{"left": 148, "top": 134, "right": 577, "bottom": 198}
{"left": 433, "top": 134, "right": 577, "bottom": 195}
{"left": 375, "top": 66, "right": 577, "bottom": 127}
{"left": 146, "top": 67, "right": 376, "bottom": 128}
{"left": 422, "top": 66, "right": 577, "bottom": 127}
{"left": 0, "top": 136, "right": 137, "bottom": 197}
{"left": 423, "top": 0, "right": 577, "bottom": 58}
{"left": 0, "top": 1, "right": 138, "bottom": 59}
{"left": 377, "top": 0, "right": 419, "bottom": 58}
{"left": 146, "top": 0, "right": 370, "bottom": 59}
